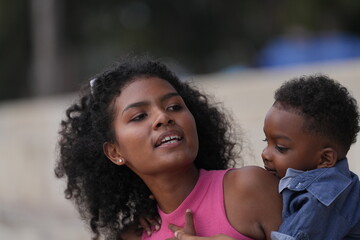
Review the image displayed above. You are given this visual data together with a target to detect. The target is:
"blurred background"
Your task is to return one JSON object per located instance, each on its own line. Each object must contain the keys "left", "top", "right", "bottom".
{"left": 1, "top": 0, "right": 360, "bottom": 239}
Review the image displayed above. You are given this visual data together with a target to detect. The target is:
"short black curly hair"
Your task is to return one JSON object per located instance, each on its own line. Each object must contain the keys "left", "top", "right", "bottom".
{"left": 274, "top": 74, "right": 360, "bottom": 156}
{"left": 55, "top": 56, "right": 240, "bottom": 240}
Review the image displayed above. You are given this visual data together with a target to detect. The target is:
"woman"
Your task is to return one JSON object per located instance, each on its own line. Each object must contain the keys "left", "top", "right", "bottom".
{"left": 55, "top": 56, "right": 281, "bottom": 240}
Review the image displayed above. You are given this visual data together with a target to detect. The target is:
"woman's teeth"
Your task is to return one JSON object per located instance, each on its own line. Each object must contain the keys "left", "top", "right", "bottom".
{"left": 161, "top": 136, "right": 181, "bottom": 143}
{"left": 157, "top": 135, "right": 182, "bottom": 146}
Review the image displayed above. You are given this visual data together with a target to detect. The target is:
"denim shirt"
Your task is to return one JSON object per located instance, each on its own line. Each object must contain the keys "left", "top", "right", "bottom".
{"left": 271, "top": 159, "right": 360, "bottom": 240}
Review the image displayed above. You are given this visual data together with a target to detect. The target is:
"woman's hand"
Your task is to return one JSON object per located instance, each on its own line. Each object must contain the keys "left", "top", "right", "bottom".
{"left": 167, "top": 209, "right": 195, "bottom": 239}
{"left": 138, "top": 215, "right": 161, "bottom": 236}
{"left": 166, "top": 209, "right": 236, "bottom": 240}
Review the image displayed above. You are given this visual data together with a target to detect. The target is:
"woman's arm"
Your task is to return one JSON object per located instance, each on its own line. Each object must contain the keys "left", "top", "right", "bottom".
{"left": 224, "top": 166, "right": 282, "bottom": 240}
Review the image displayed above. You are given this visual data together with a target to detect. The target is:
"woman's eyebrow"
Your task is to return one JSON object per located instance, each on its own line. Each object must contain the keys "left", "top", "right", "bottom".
{"left": 122, "top": 101, "right": 149, "bottom": 115}
{"left": 160, "top": 92, "right": 180, "bottom": 102}
{"left": 122, "top": 92, "right": 180, "bottom": 115}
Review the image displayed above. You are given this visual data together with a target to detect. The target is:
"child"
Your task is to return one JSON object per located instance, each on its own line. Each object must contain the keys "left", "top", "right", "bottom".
{"left": 169, "top": 74, "right": 360, "bottom": 240}
{"left": 263, "top": 74, "right": 360, "bottom": 239}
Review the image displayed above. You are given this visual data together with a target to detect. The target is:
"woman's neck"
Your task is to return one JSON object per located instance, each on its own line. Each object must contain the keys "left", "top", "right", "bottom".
{"left": 143, "top": 165, "right": 199, "bottom": 213}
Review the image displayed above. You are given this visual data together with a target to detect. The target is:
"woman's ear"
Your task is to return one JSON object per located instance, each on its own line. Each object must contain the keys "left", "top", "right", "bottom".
{"left": 103, "top": 142, "right": 126, "bottom": 166}
{"left": 318, "top": 147, "right": 337, "bottom": 168}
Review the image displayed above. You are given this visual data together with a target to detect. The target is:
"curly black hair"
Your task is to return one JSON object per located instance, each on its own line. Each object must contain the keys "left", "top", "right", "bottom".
{"left": 274, "top": 74, "right": 360, "bottom": 156}
{"left": 55, "top": 56, "right": 240, "bottom": 240}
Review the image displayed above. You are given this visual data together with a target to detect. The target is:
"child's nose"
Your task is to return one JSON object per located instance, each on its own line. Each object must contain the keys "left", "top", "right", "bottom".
{"left": 261, "top": 147, "right": 271, "bottom": 163}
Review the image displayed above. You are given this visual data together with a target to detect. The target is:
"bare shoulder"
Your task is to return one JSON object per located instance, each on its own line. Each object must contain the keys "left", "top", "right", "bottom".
{"left": 224, "top": 166, "right": 282, "bottom": 239}
{"left": 225, "top": 166, "right": 279, "bottom": 192}
{"left": 224, "top": 165, "right": 280, "bottom": 207}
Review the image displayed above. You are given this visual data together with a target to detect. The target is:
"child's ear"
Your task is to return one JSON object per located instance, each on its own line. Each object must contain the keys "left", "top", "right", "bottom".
{"left": 318, "top": 147, "right": 337, "bottom": 168}
{"left": 103, "top": 142, "right": 126, "bottom": 166}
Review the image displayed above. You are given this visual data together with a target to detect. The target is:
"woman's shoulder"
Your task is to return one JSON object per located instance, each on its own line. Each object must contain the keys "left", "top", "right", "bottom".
{"left": 225, "top": 166, "right": 279, "bottom": 190}
{"left": 224, "top": 166, "right": 282, "bottom": 239}
{"left": 224, "top": 166, "right": 280, "bottom": 203}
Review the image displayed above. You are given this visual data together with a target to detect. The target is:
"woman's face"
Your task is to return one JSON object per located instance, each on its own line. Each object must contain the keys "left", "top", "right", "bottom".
{"left": 105, "top": 77, "right": 199, "bottom": 176}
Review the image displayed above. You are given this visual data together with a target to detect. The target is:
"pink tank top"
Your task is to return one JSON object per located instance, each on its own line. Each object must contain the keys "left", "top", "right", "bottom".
{"left": 142, "top": 169, "right": 253, "bottom": 239}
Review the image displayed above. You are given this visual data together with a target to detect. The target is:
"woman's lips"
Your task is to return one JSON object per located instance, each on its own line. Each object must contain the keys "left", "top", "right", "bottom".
{"left": 155, "top": 131, "right": 183, "bottom": 147}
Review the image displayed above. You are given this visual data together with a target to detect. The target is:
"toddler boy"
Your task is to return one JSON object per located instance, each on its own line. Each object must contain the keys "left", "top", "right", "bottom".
{"left": 263, "top": 74, "right": 360, "bottom": 239}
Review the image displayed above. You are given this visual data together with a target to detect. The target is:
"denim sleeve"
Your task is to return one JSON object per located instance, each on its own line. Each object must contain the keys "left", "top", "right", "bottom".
{"left": 274, "top": 190, "right": 347, "bottom": 239}
{"left": 271, "top": 231, "right": 309, "bottom": 240}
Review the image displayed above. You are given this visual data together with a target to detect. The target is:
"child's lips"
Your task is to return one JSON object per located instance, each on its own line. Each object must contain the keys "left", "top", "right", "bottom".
{"left": 264, "top": 166, "right": 277, "bottom": 176}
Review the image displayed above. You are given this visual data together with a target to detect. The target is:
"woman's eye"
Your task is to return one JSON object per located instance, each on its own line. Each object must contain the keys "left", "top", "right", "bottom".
{"left": 275, "top": 146, "right": 289, "bottom": 153}
{"left": 168, "top": 104, "right": 183, "bottom": 111}
{"left": 131, "top": 113, "right": 147, "bottom": 122}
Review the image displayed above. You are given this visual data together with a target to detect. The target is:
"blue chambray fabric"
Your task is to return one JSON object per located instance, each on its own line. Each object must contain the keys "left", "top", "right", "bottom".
{"left": 271, "top": 159, "right": 360, "bottom": 240}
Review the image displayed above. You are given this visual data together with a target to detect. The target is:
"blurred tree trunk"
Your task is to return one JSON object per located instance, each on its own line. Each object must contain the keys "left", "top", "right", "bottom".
{"left": 30, "top": 0, "right": 63, "bottom": 96}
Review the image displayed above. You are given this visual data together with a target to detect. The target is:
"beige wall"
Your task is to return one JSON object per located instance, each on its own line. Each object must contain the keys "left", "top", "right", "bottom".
{"left": 196, "top": 59, "right": 360, "bottom": 172}
{"left": 1, "top": 59, "right": 359, "bottom": 239}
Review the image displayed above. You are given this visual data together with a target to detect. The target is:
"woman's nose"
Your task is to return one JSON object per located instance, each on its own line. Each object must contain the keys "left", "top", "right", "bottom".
{"left": 153, "top": 111, "right": 174, "bottom": 129}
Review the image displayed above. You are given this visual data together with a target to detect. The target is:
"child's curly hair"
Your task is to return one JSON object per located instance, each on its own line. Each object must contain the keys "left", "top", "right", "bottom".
{"left": 274, "top": 74, "right": 360, "bottom": 155}
{"left": 55, "top": 56, "right": 240, "bottom": 239}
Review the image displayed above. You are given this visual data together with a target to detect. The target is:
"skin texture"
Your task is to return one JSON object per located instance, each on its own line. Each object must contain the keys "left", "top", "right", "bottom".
{"left": 104, "top": 77, "right": 200, "bottom": 213}
{"left": 114, "top": 78, "right": 282, "bottom": 240}
{"left": 223, "top": 167, "right": 281, "bottom": 239}
{"left": 262, "top": 106, "right": 337, "bottom": 178}
{"left": 106, "top": 77, "right": 199, "bottom": 178}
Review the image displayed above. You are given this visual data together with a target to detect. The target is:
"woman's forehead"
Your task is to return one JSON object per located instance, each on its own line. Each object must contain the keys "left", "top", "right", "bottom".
{"left": 115, "top": 77, "right": 178, "bottom": 107}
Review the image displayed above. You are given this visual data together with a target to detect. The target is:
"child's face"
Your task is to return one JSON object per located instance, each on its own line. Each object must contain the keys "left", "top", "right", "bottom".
{"left": 262, "top": 106, "right": 325, "bottom": 178}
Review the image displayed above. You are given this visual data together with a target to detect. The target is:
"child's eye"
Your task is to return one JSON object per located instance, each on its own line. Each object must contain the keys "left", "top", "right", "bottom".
{"left": 168, "top": 104, "right": 183, "bottom": 111}
{"left": 262, "top": 138, "right": 268, "bottom": 142}
{"left": 275, "top": 145, "right": 289, "bottom": 153}
{"left": 130, "top": 113, "right": 147, "bottom": 122}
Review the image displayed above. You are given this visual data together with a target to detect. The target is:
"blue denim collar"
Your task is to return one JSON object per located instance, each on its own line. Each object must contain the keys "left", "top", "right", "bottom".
{"left": 279, "top": 158, "right": 353, "bottom": 206}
